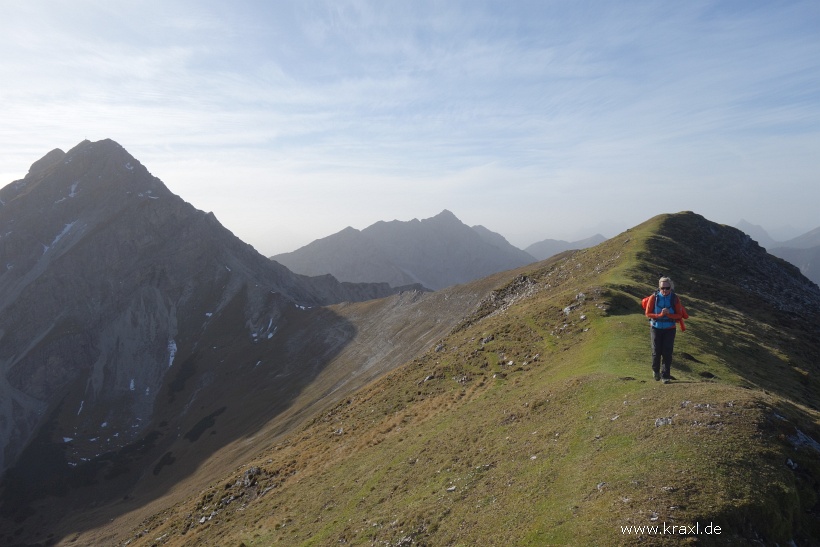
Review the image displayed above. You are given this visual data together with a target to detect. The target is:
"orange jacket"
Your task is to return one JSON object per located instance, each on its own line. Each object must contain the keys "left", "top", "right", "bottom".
{"left": 643, "top": 292, "right": 688, "bottom": 331}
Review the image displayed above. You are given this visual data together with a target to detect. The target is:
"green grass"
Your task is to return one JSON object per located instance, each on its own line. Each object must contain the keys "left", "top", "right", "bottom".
{"left": 115, "top": 213, "right": 820, "bottom": 546}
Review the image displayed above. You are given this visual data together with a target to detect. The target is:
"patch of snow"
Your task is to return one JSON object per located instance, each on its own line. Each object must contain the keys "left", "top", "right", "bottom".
{"left": 101, "top": 422, "right": 108, "bottom": 428}
{"left": 168, "top": 339, "right": 177, "bottom": 368}
{"left": 205, "top": 312, "right": 213, "bottom": 317}
{"left": 145, "top": 387, "right": 150, "bottom": 396}
{"left": 130, "top": 379, "right": 135, "bottom": 391}
{"left": 125, "top": 162, "right": 133, "bottom": 170}
{"left": 77, "top": 400, "right": 84, "bottom": 415}
{"left": 89, "top": 437, "right": 98, "bottom": 442}
{"left": 255, "top": 361, "right": 262, "bottom": 367}
{"left": 63, "top": 437, "right": 73, "bottom": 443}
{"left": 225, "top": 265, "right": 231, "bottom": 272}
{"left": 69, "top": 181, "right": 79, "bottom": 197}
{"left": 50, "top": 221, "right": 76, "bottom": 247}
{"left": 267, "top": 330, "right": 275, "bottom": 339}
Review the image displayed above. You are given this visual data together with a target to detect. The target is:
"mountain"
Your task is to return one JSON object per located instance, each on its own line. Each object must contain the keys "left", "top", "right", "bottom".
{"left": 778, "top": 226, "right": 820, "bottom": 250}
{"left": 0, "top": 139, "right": 430, "bottom": 477}
{"left": 770, "top": 246, "right": 820, "bottom": 287}
{"left": 271, "top": 210, "right": 537, "bottom": 290}
{"left": 768, "top": 226, "right": 820, "bottom": 287}
{"left": 736, "top": 219, "right": 779, "bottom": 249}
{"left": 524, "top": 233, "right": 607, "bottom": 260}
{"left": 5, "top": 211, "right": 819, "bottom": 545}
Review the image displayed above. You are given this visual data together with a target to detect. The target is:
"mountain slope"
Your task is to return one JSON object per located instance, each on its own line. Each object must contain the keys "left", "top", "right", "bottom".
{"left": 769, "top": 245, "right": 820, "bottom": 288}
{"left": 46, "top": 211, "right": 820, "bottom": 546}
{"left": 779, "top": 226, "right": 820, "bottom": 250}
{"left": 768, "top": 226, "right": 820, "bottom": 287}
{"left": 271, "top": 210, "right": 536, "bottom": 290}
{"left": 735, "top": 219, "right": 779, "bottom": 249}
{"left": 0, "top": 261, "right": 515, "bottom": 546}
{"left": 0, "top": 139, "right": 426, "bottom": 501}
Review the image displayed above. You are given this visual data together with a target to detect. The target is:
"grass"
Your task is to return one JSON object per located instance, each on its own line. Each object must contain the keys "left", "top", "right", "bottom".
{"left": 69, "top": 213, "right": 820, "bottom": 546}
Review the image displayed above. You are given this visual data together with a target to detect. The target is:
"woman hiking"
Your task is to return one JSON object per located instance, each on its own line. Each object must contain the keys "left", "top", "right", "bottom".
{"left": 645, "top": 276, "right": 686, "bottom": 384}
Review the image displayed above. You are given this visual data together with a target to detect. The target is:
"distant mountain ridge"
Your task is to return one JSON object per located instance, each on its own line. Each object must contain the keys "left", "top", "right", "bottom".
{"left": 271, "top": 210, "right": 537, "bottom": 290}
{"left": 524, "top": 233, "right": 607, "bottom": 260}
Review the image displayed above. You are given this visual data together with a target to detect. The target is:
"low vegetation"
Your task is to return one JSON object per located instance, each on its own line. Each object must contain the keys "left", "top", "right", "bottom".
{"left": 29, "top": 213, "right": 820, "bottom": 545}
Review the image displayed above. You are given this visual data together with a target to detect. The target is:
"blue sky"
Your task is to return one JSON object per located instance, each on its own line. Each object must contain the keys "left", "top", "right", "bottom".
{"left": 1, "top": 1, "right": 818, "bottom": 254}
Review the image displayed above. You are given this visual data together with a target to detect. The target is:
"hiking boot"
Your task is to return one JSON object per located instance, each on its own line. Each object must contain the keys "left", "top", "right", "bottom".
{"left": 653, "top": 371, "right": 661, "bottom": 381}
{"left": 661, "top": 377, "right": 670, "bottom": 384}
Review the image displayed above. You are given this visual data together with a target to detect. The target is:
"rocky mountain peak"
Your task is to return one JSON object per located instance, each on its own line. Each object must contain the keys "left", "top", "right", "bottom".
{"left": 651, "top": 212, "right": 820, "bottom": 313}
{"left": 429, "top": 209, "right": 460, "bottom": 223}
{"left": 0, "top": 139, "right": 417, "bottom": 475}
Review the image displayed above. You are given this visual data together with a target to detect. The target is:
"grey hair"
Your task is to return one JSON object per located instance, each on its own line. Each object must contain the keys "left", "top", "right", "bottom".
{"left": 658, "top": 276, "right": 675, "bottom": 290}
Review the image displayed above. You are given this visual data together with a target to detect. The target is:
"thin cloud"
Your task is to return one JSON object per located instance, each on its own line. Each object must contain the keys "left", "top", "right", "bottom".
{"left": 1, "top": 0, "right": 818, "bottom": 253}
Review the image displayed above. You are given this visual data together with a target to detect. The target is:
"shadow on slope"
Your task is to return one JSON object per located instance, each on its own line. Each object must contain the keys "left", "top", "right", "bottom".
{"left": 0, "top": 285, "right": 358, "bottom": 546}
{"left": 1, "top": 274, "right": 502, "bottom": 547}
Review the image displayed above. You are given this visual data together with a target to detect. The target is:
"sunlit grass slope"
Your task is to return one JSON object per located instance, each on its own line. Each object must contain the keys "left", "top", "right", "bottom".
{"left": 120, "top": 212, "right": 820, "bottom": 546}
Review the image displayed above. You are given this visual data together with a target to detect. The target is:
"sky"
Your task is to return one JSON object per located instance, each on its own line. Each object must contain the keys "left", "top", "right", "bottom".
{"left": 1, "top": 1, "right": 819, "bottom": 255}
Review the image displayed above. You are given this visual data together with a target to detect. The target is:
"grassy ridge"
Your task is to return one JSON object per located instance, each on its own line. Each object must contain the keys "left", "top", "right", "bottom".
{"left": 116, "top": 213, "right": 820, "bottom": 546}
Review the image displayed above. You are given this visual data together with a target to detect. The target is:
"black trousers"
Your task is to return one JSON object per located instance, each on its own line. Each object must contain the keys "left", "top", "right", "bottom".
{"left": 651, "top": 327, "right": 676, "bottom": 378}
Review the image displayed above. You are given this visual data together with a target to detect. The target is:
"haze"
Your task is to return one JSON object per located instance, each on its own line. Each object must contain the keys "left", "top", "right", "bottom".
{"left": 1, "top": 1, "right": 818, "bottom": 255}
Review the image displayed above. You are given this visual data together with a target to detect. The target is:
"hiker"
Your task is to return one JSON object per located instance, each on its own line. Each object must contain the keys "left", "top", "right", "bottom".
{"left": 644, "top": 276, "right": 686, "bottom": 384}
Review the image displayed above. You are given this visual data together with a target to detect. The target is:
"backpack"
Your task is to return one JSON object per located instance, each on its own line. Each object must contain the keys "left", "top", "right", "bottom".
{"left": 641, "top": 291, "right": 689, "bottom": 331}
